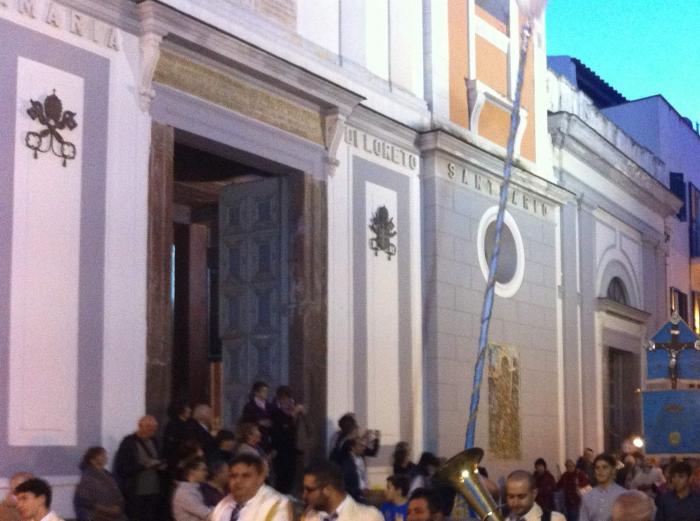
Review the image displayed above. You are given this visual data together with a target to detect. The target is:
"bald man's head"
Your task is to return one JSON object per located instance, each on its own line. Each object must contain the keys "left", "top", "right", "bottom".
{"left": 192, "top": 404, "right": 212, "bottom": 423}
{"left": 612, "top": 491, "right": 654, "bottom": 521}
{"left": 137, "top": 415, "right": 158, "bottom": 438}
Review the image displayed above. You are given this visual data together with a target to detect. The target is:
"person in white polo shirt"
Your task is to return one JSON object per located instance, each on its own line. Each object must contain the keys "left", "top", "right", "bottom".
{"left": 210, "top": 453, "right": 291, "bottom": 521}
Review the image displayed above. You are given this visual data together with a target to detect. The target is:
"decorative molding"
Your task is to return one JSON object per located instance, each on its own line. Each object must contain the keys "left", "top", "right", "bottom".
{"left": 138, "top": 32, "right": 162, "bottom": 112}
{"left": 548, "top": 71, "right": 666, "bottom": 180}
{"left": 322, "top": 108, "right": 347, "bottom": 177}
{"left": 597, "top": 297, "right": 650, "bottom": 325}
{"left": 137, "top": 1, "right": 169, "bottom": 113}
{"left": 577, "top": 193, "right": 598, "bottom": 213}
{"left": 550, "top": 112, "right": 681, "bottom": 219}
{"left": 417, "top": 129, "right": 575, "bottom": 205}
{"left": 466, "top": 78, "right": 528, "bottom": 155}
{"left": 154, "top": 50, "right": 325, "bottom": 144}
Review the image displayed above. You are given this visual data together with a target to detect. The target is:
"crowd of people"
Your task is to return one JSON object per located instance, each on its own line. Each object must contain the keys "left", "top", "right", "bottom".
{"left": 2, "top": 382, "right": 700, "bottom": 521}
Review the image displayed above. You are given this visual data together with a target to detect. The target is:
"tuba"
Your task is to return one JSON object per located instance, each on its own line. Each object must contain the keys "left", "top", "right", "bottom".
{"left": 434, "top": 448, "right": 504, "bottom": 521}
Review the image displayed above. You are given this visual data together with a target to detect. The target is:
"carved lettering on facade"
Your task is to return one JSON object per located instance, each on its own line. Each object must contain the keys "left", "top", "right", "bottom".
{"left": 233, "top": 0, "right": 297, "bottom": 30}
{"left": 18, "top": 0, "right": 36, "bottom": 17}
{"left": 5, "top": 0, "right": 121, "bottom": 51}
{"left": 154, "top": 51, "right": 323, "bottom": 145}
{"left": 344, "top": 127, "right": 418, "bottom": 171}
{"left": 69, "top": 10, "right": 86, "bottom": 36}
{"left": 45, "top": 2, "right": 62, "bottom": 27}
{"left": 446, "top": 161, "right": 550, "bottom": 218}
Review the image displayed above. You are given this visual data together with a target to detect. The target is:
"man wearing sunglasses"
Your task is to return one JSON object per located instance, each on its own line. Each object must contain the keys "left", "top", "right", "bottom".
{"left": 301, "top": 461, "right": 383, "bottom": 521}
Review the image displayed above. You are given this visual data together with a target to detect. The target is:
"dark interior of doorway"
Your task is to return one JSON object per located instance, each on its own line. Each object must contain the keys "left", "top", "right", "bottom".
{"left": 171, "top": 141, "right": 266, "bottom": 410}
{"left": 606, "top": 347, "right": 641, "bottom": 452}
{"left": 171, "top": 134, "right": 302, "bottom": 421}
{"left": 148, "top": 124, "right": 328, "bottom": 460}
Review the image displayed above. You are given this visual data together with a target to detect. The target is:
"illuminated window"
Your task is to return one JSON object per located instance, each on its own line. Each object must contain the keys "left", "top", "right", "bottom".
{"left": 693, "top": 292, "right": 700, "bottom": 334}
{"left": 689, "top": 183, "right": 700, "bottom": 256}
{"left": 670, "top": 287, "right": 689, "bottom": 323}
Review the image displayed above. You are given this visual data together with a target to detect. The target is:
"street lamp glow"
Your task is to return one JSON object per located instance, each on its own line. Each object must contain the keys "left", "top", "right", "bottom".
{"left": 516, "top": 0, "right": 548, "bottom": 19}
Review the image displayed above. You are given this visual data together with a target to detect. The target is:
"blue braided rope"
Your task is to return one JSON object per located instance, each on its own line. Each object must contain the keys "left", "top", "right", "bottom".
{"left": 465, "top": 23, "right": 533, "bottom": 449}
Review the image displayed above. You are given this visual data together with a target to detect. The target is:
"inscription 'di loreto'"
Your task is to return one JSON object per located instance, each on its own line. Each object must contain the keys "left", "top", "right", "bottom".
{"left": 345, "top": 127, "right": 419, "bottom": 171}
{"left": 446, "top": 162, "right": 550, "bottom": 218}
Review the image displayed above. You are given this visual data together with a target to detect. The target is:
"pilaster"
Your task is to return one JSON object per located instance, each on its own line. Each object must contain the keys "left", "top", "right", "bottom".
{"left": 577, "top": 195, "right": 601, "bottom": 449}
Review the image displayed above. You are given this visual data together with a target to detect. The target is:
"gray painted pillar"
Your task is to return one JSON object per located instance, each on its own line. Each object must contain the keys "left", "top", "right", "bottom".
{"left": 641, "top": 236, "right": 662, "bottom": 333}
{"left": 560, "top": 201, "right": 582, "bottom": 458}
{"left": 577, "top": 197, "right": 599, "bottom": 449}
{"left": 419, "top": 151, "right": 440, "bottom": 453}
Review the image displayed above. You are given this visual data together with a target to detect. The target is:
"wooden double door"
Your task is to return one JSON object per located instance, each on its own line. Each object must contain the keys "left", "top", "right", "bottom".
{"left": 218, "top": 178, "right": 289, "bottom": 426}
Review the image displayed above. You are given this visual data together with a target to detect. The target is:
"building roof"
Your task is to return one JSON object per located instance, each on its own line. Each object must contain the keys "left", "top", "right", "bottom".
{"left": 548, "top": 56, "right": 628, "bottom": 109}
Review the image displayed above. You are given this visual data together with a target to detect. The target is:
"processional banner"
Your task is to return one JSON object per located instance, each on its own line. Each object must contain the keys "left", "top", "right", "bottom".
{"left": 642, "top": 390, "right": 700, "bottom": 454}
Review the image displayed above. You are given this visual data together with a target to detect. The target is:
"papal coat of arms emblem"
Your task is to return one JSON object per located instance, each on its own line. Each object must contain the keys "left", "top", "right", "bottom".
{"left": 25, "top": 90, "right": 78, "bottom": 167}
{"left": 368, "top": 205, "right": 397, "bottom": 260}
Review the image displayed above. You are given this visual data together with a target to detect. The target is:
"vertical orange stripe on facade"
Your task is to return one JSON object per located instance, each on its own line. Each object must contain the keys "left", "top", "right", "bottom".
{"left": 479, "top": 102, "right": 511, "bottom": 148}
{"left": 448, "top": 0, "right": 468, "bottom": 128}
{"left": 475, "top": 36, "right": 508, "bottom": 96}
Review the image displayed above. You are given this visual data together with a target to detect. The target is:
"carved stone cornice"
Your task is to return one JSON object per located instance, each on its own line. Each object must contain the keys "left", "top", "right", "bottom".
{"left": 577, "top": 193, "right": 597, "bottom": 213}
{"left": 548, "top": 71, "right": 668, "bottom": 179}
{"left": 348, "top": 105, "right": 418, "bottom": 152}
{"left": 417, "top": 129, "right": 575, "bottom": 205}
{"left": 135, "top": 1, "right": 365, "bottom": 115}
{"left": 549, "top": 112, "right": 681, "bottom": 218}
{"left": 51, "top": 0, "right": 140, "bottom": 33}
{"left": 597, "top": 298, "right": 650, "bottom": 325}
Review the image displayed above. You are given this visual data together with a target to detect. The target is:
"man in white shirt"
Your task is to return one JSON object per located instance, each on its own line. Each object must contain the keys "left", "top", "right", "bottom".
{"left": 210, "top": 453, "right": 291, "bottom": 521}
{"left": 580, "top": 453, "right": 626, "bottom": 521}
{"left": 505, "top": 470, "right": 566, "bottom": 521}
{"left": 15, "top": 478, "right": 64, "bottom": 521}
{"left": 301, "top": 460, "right": 383, "bottom": 521}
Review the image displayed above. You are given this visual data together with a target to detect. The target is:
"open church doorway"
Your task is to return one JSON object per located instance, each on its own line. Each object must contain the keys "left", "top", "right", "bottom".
{"left": 147, "top": 124, "right": 327, "bottom": 458}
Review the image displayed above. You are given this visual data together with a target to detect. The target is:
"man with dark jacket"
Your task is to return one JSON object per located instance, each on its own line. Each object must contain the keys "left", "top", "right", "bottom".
{"left": 655, "top": 462, "right": 700, "bottom": 521}
{"left": 185, "top": 404, "right": 219, "bottom": 462}
{"left": 114, "top": 415, "right": 166, "bottom": 521}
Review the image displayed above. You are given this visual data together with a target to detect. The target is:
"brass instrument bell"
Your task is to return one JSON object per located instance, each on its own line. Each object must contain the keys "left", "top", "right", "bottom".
{"left": 434, "top": 448, "right": 504, "bottom": 521}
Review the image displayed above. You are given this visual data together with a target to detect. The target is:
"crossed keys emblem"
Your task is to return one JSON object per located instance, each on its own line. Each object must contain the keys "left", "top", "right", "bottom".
{"left": 25, "top": 90, "right": 78, "bottom": 167}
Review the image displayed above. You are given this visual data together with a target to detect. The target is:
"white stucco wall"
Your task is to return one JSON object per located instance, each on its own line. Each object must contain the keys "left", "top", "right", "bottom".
{"left": 0, "top": 3, "right": 149, "bottom": 517}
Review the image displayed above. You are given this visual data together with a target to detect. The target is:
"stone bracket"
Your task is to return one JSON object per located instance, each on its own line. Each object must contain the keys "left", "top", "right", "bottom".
{"left": 322, "top": 108, "right": 348, "bottom": 177}
{"left": 139, "top": 32, "right": 162, "bottom": 113}
{"left": 138, "top": 1, "right": 169, "bottom": 113}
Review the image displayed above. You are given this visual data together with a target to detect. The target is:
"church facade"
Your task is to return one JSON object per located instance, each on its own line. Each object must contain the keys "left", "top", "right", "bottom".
{"left": 0, "top": 0, "right": 683, "bottom": 515}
